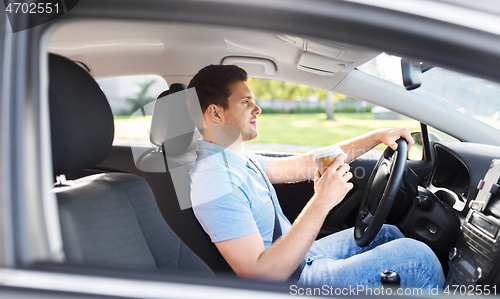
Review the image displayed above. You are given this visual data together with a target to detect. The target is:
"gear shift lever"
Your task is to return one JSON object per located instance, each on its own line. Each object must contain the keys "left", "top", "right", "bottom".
{"left": 381, "top": 270, "right": 400, "bottom": 286}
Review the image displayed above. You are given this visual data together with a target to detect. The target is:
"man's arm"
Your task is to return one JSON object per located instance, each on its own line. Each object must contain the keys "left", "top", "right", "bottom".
{"left": 266, "top": 128, "right": 414, "bottom": 184}
{"left": 215, "top": 154, "right": 353, "bottom": 281}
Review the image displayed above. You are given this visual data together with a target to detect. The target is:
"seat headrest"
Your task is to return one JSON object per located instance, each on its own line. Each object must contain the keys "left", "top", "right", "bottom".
{"left": 49, "top": 53, "right": 114, "bottom": 175}
{"left": 150, "top": 83, "right": 198, "bottom": 156}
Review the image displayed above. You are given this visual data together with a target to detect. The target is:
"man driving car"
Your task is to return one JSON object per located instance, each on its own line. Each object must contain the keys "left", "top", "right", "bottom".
{"left": 188, "top": 64, "right": 445, "bottom": 288}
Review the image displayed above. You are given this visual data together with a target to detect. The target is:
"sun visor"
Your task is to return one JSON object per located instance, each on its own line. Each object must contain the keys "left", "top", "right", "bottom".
{"left": 297, "top": 52, "right": 352, "bottom": 76}
{"left": 221, "top": 56, "right": 277, "bottom": 75}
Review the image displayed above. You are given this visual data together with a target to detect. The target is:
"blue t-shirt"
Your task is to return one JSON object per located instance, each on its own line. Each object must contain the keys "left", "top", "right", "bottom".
{"left": 190, "top": 140, "right": 291, "bottom": 249}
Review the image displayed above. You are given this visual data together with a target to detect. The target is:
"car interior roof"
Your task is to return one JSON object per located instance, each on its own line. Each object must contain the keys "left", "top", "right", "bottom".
{"left": 48, "top": 20, "right": 380, "bottom": 89}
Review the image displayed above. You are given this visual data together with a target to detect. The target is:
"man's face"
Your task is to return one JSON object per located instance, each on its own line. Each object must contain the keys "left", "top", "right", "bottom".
{"left": 220, "top": 80, "right": 262, "bottom": 142}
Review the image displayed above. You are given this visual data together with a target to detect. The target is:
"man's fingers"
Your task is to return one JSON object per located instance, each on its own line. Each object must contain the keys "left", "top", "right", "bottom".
{"left": 388, "top": 128, "right": 414, "bottom": 151}
{"left": 343, "top": 171, "right": 353, "bottom": 182}
{"left": 314, "top": 168, "right": 320, "bottom": 182}
{"left": 403, "top": 128, "right": 414, "bottom": 149}
{"left": 327, "top": 153, "right": 347, "bottom": 173}
{"left": 336, "top": 163, "right": 350, "bottom": 176}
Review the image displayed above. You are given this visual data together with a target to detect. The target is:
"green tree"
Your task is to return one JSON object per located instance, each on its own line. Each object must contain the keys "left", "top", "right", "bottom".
{"left": 247, "top": 78, "right": 347, "bottom": 118}
{"left": 247, "top": 78, "right": 328, "bottom": 100}
{"left": 123, "top": 79, "right": 156, "bottom": 115}
{"left": 248, "top": 78, "right": 326, "bottom": 100}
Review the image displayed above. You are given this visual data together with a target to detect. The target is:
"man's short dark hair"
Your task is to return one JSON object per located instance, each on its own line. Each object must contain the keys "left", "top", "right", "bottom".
{"left": 188, "top": 64, "right": 248, "bottom": 114}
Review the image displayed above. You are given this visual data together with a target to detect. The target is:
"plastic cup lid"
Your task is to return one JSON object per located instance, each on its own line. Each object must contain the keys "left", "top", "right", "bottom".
{"left": 313, "top": 145, "right": 344, "bottom": 160}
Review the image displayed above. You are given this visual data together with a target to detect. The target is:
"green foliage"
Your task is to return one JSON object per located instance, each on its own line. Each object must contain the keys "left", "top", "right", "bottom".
{"left": 289, "top": 106, "right": 325, "bottom": 113}
{"left": 248, "top": 113, "right": 420, "bottom": 147}
{"left": 118, "top": 80, "right": 156, "bottom": 115}
{"left": 260, "top": 106, "right": 324, "bottom": 114}
{"left": 247, "top": 78, "right": 330, "bottom": 100}
{"left": 335, "top": 106, "right": 373, "bottom": 113}
{"left": 257, "top": 102, "right": 373, "bottom": 114}
{"left": 246, "top": 78, "right": 356, "bottom": 117}
{"left": 260, "top": 107, "right": 286, "bottom": 114}
{"left": 113, "top": 113, "right": 421, "bottom": 150}
{"left": 260, "top": 106, "right": 374, "bottom": 114}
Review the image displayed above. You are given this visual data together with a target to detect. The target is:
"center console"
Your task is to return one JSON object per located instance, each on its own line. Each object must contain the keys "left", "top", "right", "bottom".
{"left": 447, "top": 160, "right": 500, "bottom": 285}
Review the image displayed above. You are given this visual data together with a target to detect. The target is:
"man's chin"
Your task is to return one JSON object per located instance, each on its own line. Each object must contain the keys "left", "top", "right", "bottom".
{"left": 242, "top": 131, "right": 259, "bottom": 142}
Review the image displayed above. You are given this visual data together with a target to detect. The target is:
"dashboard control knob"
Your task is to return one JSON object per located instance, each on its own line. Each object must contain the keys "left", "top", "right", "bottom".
{"left": 449, "top": 247, "right": 459, "bottom": 261}
{"left": 473, "top": 267, "right": 483, "bottom": 283}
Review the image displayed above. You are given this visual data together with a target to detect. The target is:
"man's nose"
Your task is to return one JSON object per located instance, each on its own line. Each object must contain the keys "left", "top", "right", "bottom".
{"left": 252, "top": 102, "right": 262, "bottom": 115}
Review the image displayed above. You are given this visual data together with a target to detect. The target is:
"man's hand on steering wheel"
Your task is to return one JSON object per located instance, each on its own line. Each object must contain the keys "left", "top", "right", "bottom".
{"left": 377, "top": 128, "right": 414, "bottom": 151}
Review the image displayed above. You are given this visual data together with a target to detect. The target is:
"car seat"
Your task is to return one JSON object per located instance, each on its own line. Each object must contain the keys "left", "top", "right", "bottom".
{"left": 138, "top": 84, "right": 234, "bottom": 274}
{"left": 49, "top": 53, "right": 213, "bottom": 275}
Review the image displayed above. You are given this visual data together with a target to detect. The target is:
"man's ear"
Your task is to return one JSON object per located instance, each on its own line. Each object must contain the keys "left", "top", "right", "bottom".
{"left": 206, "top": 104, "right": 223, "bottom": 124}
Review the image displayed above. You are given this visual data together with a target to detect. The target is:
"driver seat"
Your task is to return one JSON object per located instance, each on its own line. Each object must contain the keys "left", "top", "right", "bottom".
{"left": 138, "top": 83, "right": 234, "bottom": 274}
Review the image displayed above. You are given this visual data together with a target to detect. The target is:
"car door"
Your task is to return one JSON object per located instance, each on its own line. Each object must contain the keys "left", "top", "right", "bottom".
{"left": 5, "top": 0, "right": 500, "bottom": 297}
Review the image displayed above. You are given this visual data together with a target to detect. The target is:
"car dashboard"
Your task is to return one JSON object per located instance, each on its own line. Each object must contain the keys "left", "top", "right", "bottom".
{"left": 428, "top": 145, "right": 471, "bottom": 211}
{"left": 423, "top": 141, "right": 500, "bottom": 286}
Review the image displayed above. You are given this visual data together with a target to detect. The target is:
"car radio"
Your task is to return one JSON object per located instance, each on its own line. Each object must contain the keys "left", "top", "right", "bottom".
{"left": 447, "top": 159, "right": 500, "bottom": 286}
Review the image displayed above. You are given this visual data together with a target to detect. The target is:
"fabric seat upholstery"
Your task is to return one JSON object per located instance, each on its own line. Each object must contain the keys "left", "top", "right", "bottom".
{"left": 140, "top": 85, "right": 234, "bottom": 274}
{"left": 49, "top": 53, "right": 213, "bottom": 275}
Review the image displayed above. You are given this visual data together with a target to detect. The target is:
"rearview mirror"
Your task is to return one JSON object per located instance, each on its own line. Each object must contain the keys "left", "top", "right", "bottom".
{"left": 401, "top": 59, "right": 434, "bottom": 91}
{"left": 401, "top": 59, "right": 422, "bottom": 91}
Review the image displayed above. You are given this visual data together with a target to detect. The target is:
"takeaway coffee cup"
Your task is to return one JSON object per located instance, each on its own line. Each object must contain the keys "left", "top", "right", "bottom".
{"left": 313, "top": 145, "right": 344, "bottom": 175}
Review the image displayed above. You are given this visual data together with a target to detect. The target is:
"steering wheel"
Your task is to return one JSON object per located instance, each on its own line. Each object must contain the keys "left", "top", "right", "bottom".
{"left": 354, "top": 138, "right": 408, "bottom": 247}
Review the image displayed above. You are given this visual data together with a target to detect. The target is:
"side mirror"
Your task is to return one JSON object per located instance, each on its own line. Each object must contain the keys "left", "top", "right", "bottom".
{"left": 409, "top": 131, "right": 442, "bottom": 160}
{"left": 409, "top": 131, "right": 423, "bottom": 160}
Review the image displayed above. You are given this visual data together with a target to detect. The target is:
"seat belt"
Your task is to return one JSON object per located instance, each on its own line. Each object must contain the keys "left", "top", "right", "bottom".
{"left": 271, "top": 199, "right": 282, "bottom": 242}
{"left": 248, "top": 158, "right": 282, "bottom": 239}
{"left": 248, "top": 157, "right": 305, "bottom": 282}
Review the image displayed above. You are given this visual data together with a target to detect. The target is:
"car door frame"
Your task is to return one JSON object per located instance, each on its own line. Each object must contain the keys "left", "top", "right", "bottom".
{"left": 3, "top": 0, "right": 500, "bottom": 297}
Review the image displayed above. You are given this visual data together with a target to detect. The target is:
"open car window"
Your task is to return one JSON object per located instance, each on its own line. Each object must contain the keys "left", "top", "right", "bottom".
{"left": 98, "top": 74, "right": 423, "bottom": 157}
{"left": 247, "top": 78, "right": 421, "bottom": 157}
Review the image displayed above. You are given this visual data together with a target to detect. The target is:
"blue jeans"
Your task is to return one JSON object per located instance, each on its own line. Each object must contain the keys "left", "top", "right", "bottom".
{"left": 298, "top": 225, "right": 445, "bottom": 288}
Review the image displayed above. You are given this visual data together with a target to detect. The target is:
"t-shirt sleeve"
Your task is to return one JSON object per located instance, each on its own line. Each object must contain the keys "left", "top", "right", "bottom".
{"left": 254, "top": 153, "right": 271, "bottom": 175}
{"left": 191, "top": 170, "right": 259, "bottom": 243}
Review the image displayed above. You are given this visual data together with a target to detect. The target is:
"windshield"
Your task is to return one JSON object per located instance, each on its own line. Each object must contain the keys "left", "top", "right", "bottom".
{"left": 358, "top": 53, "right": 500, "bottom": 131}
